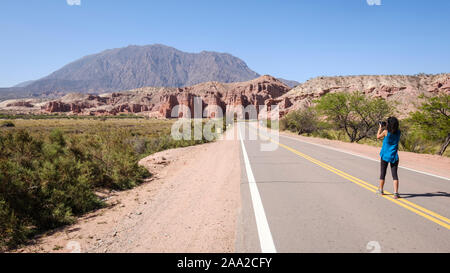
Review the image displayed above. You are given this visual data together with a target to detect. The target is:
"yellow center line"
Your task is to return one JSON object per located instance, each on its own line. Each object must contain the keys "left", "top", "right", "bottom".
{"left": 246, "top": 124, "right": 450, "bottom": 230}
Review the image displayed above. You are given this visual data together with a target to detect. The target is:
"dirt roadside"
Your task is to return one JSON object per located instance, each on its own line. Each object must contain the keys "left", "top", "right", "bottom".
{"left": 16, "top": 127, "right": 241, "bottom": 253}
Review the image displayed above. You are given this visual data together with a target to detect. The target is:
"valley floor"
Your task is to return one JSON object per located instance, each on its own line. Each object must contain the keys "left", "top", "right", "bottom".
{"left": 16, "top": 128, "right": 241, "bottom": 253}
{"left": 13, "top": 126, "right": 449, "bottom": 253}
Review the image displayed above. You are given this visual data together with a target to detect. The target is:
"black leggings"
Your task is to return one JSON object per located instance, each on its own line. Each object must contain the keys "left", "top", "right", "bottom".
{"left": 380, "top": 159, "right": 399, "bottom": 180}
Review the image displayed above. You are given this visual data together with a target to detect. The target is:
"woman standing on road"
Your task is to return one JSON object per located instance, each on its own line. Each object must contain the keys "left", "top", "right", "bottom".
{"left": 377, "top": 117, "right": 401, "bottom": 199}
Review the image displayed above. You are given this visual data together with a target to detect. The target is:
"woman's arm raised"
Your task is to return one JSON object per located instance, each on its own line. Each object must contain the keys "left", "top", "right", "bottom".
{"left": 377, "top": 125, "right": 387, "bottom": 139}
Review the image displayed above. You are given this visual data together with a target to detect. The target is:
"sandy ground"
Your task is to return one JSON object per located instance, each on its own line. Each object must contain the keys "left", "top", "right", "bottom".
{"left": 16, "top": 128, "right": 241, "bottom": 253}
{"left": 281, "top": 131, "right": 450, "bottom": 178}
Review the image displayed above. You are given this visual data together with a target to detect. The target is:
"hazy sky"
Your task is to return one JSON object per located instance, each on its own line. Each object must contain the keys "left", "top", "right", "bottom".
{"left": 0, "top": 0, "right": 449, "bottom": 87}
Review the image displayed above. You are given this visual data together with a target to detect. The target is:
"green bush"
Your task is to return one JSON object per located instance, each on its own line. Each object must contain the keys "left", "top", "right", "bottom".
{"left": 80, "top": 131, "right": 151, "bottom": 190}
{"left": 0, "top": 129, "right": 154, "bottom": 249}
{"left": 0, "top": 199, "right": 28, "bottom": 248}
{"left": 280, "top": 108, "right": 319, "bottom": 135}
{"left": 0, "top": 118, "right": 217, "bottom": 250}
{"left": 397, "top": 121, "right": 427, "bottom": 153}
{"left": 408, "top": 94, "right": 450, "bottom": 155}
{"left": 1, "top": 121, "right": 15, "bottom": 127}
{"left": 0, "top": 130, "right": 104, "bottom": 243}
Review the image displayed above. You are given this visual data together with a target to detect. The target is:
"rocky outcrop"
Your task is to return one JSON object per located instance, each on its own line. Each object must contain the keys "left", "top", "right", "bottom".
{"left": 279, "top": 73, "right": 450, "bottom": 117}
{"left": 43, "top": 100, "right": 98, "bottom": 113}
{"left": 41, "top": 75, "right": 291, "bottom": 118}
{"left": 12, "top": 73, "right": 450, "bottom": 118}
{"left": 6, "top": 101, "right": 34, "bottom": 108}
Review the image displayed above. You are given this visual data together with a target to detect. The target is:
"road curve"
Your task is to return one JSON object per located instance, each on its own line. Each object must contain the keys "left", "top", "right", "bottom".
{"left": 235, "top": 122, "right": 450, "bottom": 253}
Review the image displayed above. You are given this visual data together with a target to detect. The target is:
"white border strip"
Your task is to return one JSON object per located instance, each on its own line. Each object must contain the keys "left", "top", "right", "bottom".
{"left": 238, "top": 123, "right": 277, "bottom": 253}
{"left": 279, "top": 134, "right": 450, "bottom": 181}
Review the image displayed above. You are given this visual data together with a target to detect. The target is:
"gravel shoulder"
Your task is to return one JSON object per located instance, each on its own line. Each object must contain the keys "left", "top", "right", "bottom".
{"left": 16, "top": 128, "right": 241, "bottom": 253}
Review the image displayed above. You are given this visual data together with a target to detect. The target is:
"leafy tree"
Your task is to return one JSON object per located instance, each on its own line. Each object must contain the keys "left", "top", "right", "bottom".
{"left": 409, "top": 94, "right": 450, "bottom": 155}
{"left": 315, "top": 92, "right": 393, "bottom": 142}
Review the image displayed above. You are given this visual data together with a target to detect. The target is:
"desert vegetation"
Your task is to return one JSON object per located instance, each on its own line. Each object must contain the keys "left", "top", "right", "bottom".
{"left": 0, "top": 112, "right": 144, "bottom": 120}
{"left": 280, "top": 92, "right": 450, "bottom": 156}
{"left": 0, "top": 117, "right": 220, "bottom": 250}
{"left": 407, "top": 94, "right": 450, "bottom": 155}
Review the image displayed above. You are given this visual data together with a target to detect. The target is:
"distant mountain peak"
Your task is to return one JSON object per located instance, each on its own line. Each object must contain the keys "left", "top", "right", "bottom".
{"left": 8, "top": 44, "right": 260, "bottom": 96}
{"left": 0, "top": 44, "right": 302, "bottom": 101}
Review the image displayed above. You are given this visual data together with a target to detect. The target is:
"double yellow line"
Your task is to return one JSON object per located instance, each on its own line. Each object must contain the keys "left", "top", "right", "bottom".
{"left": 249, "top": 125, "right": 450, "bottom": 230}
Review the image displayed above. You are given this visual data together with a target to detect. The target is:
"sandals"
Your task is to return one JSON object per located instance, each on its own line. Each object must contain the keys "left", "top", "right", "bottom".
{"left": 376, "top": 189, "right": 400, "bottom": 199}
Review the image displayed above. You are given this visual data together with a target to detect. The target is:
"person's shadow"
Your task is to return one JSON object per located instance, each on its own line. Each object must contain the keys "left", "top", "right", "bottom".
{"left": 399, "top": 191, "right": 450, "bottom": 199}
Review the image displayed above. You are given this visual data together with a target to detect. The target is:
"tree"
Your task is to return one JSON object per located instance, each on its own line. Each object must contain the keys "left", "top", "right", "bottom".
{"left": 315, "top": 92, "right": 393, "bottom": 142}
{"left": 280, "top": 108, "right": 319, "bottom": 135}
{"left": 409, "top": 94, "right": 450, "bottom": 155}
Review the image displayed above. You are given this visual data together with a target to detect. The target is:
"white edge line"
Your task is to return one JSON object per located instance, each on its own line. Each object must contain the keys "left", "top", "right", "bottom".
{"left": 238, "top": 123, "right": 277, "bottom": 253}
{"left": 278, "top": 133, "right": 450, "bottom": 181}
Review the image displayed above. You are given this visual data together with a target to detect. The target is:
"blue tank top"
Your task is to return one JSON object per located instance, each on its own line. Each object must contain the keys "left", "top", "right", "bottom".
{"left": 380, "top": 131, "right": 400, "bottom": 163}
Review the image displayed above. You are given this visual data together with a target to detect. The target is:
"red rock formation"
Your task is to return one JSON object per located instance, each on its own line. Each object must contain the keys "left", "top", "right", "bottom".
{"left": 149, "top": 75, "right": 290, "bottom": 118}
{"left": 37, "top": 74, "right": 450, "bottom": 118}
{"left": 159, "top": 94, "right": 179, "bottom": 118}
{"left": 44, "top": 101, "right": 71, "bottom": 112}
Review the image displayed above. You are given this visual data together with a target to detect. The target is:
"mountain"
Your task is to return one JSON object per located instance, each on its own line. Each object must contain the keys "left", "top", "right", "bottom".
{"left": 13, "top": 80, "right": 36, "bottom": 88}
{"left": 278, "top": 78, "right": 300, "bottom": 88}
{"left": 0, "top": 44, "right": 261, "bottom": 99}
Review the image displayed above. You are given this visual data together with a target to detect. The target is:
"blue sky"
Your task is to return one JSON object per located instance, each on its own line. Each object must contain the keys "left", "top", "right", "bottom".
{"left": 0, "top": 0, "right": 449, "bottom": 87}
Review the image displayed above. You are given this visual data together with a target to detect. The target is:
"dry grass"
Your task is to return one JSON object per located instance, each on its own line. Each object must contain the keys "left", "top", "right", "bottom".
{"left": 4, "top": 118, "right": 175, "bottom": 137}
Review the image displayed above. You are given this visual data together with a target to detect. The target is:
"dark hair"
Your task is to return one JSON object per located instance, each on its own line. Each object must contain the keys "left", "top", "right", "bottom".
{"left": 387, "top": 116, "right": 399, "bottom": 134}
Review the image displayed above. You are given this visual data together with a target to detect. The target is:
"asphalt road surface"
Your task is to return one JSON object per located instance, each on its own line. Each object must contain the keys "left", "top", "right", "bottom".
{"left": 235, "top": 122, "right": 450, "bottom": 253}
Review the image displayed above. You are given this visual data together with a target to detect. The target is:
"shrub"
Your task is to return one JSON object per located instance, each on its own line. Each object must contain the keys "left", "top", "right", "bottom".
{"left": 0, "top": 130, "right": 104, "bottom": 234}
{"left": 0, "top": 199, "right": 28, "bottom": 248}
{"left": 408, "top": 94, "right": 450, "bottom": 155}
{"left": 280, "top": 108, "right": 319, "bottom": 135}
{"left": 263, "top": 119, "right": 279, "bottom": 130}
{"left": 0, "top": 129, "right": 152, "bottom": 248}
{"left": 72, "top": 130, "right": 151, "bottom": 190}
{"left": 1, "top": 121, "right": 15, "bottom": 127}
{"left": 397, "top": 121, "right": 427, "bottom": 153}
{"left": 0, "top": 118, "right": 215, "bottom": 249}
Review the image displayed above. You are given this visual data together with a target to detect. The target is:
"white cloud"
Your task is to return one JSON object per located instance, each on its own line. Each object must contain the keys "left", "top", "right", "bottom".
{"left": 366, "top": 0, "right": 381, "bottom": 5}
{"left": 67, "top": 0, "right": 81, "bottom": 6}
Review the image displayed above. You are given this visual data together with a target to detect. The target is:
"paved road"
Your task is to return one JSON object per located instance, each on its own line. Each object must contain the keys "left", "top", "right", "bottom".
{"left": 235, "top": 122, "right": 450, "bottom": 253}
